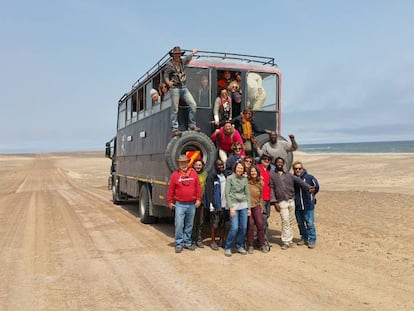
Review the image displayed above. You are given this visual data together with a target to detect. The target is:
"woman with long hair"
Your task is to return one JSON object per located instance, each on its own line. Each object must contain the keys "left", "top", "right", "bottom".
{"left": 246, "top": 166, "right": 269, "bottom": 253}
{"left": 224, "top": 161, "right": 251, "bottom": 257}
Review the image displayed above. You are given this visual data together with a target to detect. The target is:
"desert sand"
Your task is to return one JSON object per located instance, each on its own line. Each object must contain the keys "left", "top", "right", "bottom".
{"left": 0, "top": 151, "right": 413, "bottom": 310}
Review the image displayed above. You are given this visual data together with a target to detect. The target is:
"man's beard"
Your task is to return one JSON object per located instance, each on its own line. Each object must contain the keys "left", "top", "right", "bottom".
{"left": 276, "top": 166, "right": 284, "bottom": 171}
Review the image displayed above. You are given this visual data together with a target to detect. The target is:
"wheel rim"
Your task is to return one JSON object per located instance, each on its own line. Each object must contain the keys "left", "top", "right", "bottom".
{"left": 112, "top": 184, "right": 118, "bottom": 201}
{"left": 139, "top": 190, "right": 146, "bottom": 217}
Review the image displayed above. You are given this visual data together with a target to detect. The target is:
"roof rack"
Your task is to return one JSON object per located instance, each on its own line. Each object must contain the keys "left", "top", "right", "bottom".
{"left": 130, "top": 49, "right": 277, "bottom": 91}
{"left": 192, "top": 50, "right": 276, "bottom": 67}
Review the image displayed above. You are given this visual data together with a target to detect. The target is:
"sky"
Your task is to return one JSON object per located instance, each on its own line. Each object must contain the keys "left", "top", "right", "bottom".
{"left": 1, "top": 0, "right": 413, "bottom": 153}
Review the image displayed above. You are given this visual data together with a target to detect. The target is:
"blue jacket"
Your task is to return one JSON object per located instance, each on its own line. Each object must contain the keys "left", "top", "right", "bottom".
{"left": 294, "top": 169, "right": 319, "bottom": 211}
{"left": 204, "top": 172, "right": 223, "bottom": 211}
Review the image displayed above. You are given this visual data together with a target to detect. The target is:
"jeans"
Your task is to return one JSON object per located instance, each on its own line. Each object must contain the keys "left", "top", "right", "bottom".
{"left": 295, "top": 208, "right": 316, "bottom": 244}
{"left": 225, "top": 208, "right": 248, "bottom": 250}
{"left": 247, "top": 207, "right": 265, "bottom": 247}
{"left": 278, "top": 199, "right": 295, "bottom": 244}
{"left": 169, "top": 87, "right": 197, "bottom": 130}
{"left": 174, "top": 201, "right": 196, "bottom": 247}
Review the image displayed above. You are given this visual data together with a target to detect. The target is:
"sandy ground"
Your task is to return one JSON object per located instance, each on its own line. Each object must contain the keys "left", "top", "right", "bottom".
{"left": 0, "top": 151, "right": 413, "bottom": 311}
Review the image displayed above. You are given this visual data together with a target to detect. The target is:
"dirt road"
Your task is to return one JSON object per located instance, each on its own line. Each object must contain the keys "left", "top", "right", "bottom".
{"left": 0, "top": 153, "right": 413, "bottom": 310}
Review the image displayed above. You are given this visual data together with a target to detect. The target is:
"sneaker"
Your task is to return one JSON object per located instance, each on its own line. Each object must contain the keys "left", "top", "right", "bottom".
{"left": 260, "top": 245, "right": 269, "bottom": 253}
{"left": 175, "top": 246, "right": 183, "bottom": 253}
{"left": 224, "top": 249, "right": 232, "bottom": 257}
{"left": 210, "top": 242, "right": 219, "bottom": 251}
{"left": 247, "top": 246, "right": 254, "bottom": 254}
{"left": 281, "top": 243, "right": 289, "bottom": 250}
{"left": 297, "top": 239, "right": 307, "bottom": 246}
{"left": 188, "top": 125, "right": 200, "bottom": 131}
{"left": 184, "top": 244, "right": 197, "bottom": 251}
{"left": 308, "top": 243, "right": 315, "bottom": 249}
{"left": 196, "top": 241, "right": 205, "bottom": 248}
{"left": 237, "top": 247, "right": 247, "bottom": 255}
{"left": 171, "top": 130, "right": 182, "bottom": 137}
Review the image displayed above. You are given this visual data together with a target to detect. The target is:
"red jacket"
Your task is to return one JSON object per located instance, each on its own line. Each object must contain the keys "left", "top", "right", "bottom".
{"left": 167, "top": 168, "right": 201, "bottom": 204}
{"left": 211, "top": 127, "right": 244, "bottom": 154}
{"left": 257, "top": 164, "right": 271, "bottom": 201}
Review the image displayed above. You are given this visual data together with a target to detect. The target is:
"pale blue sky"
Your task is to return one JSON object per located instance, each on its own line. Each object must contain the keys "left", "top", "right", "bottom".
{"left": 1, "top": 0, "right": 413, "bottom": 153}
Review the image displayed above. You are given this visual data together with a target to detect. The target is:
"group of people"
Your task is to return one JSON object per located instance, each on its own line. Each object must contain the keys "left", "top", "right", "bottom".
{"left": 167, "top": 130, "right": 320, "bottom": 256}
{"left": 214, "top": 71, "right": 244, "bottom": 121}
{"left": 163, "top": 45, "right": 320, "bottom": 255}
{"left": 161, "top": 46, "right": 268, "bottom": 137}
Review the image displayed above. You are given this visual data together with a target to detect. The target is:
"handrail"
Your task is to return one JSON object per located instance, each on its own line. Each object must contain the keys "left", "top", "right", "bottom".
{"left": 129, "top": 49, "right": 277, "bottom": 92}
{"left": 192, "top": 50, "right": 276, "bottom": 67}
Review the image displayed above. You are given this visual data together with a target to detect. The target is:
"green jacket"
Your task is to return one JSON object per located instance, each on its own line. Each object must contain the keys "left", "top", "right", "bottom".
{"left": 225, "top": 173, "right": 251, "bottom": 210}
{"left": 197, "top": 170, "right": 208, "bottom": 195}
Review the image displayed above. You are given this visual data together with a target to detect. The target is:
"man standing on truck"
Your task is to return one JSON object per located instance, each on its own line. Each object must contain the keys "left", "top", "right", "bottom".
{"left": 164, "top": 46, "right": 200, "bottom": 137}
{"left": 167, "top": 154, "right": 202, "bottom": 253}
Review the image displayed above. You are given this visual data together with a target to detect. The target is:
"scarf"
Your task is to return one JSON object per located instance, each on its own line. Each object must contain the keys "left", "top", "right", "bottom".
{"left": 241, "top": 116, "right": 252, "bottom": 140}
{"left": 220, "top": 96, "right": 231, "bottom": 111}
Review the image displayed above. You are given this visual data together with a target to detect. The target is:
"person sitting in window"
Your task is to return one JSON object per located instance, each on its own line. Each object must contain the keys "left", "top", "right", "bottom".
{"left": 228, "top": 80, "right": 242, "bottom": 118}
{"left": 198, "top": 75, "right": 209, "bottom": 107}
{"left": 158, "top": 82, "right": 170, "bottom": 102}
{"left": 234, "top": 71, "right": 242, "bottom": 89}
{"left": 213, "top": 89, "right": 232, "bottom": 127}
{"left": 150, "top": 89, "right": 161, "bottom": 105}
{"left": 217, "top": 70, "right": 233, "bottom": 90}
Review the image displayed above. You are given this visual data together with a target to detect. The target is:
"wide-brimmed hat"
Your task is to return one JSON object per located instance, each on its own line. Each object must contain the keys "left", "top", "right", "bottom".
{"left": 177, "top": 154, "right": 189, "bottom": 162}
{"left": 169, "top": 46, "right": 185, "bottom": 56}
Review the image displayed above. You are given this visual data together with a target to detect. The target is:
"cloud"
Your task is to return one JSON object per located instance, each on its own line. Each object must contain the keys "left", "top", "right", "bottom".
{"left": 282, "top": 58, "right": 414, "bottom": 143}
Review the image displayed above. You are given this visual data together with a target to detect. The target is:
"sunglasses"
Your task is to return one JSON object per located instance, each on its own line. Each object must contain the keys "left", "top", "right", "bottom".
{"left": 294, "top": 167, "right": 303, "bottom": 170}
{"left": 234, "top": 148, "right": 242, "bottom": 151}
{"left": 245, "top": 160, "right": 252, "bottom": 163}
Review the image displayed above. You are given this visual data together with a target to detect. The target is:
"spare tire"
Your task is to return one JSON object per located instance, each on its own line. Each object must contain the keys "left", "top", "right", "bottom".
{"left": 255, "top": 133, "right": 294, "bottom": 170}
{"left": 165, "top": 131, "right": 217, "bottom": 173}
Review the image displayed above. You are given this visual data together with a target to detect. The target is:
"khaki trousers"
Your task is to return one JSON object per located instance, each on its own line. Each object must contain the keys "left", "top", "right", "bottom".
{"left": 278, "top": 199, "right": 295, "bottom": 244}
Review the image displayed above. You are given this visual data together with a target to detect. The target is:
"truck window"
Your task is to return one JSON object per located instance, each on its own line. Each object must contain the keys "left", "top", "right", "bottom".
{"left": 118, "top": 101, "right": 126, "bottom": 130}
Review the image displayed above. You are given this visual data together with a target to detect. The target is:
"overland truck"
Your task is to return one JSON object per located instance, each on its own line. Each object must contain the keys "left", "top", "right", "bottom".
{"left": 105, "top": 49, "right": 292, "bottom": 223}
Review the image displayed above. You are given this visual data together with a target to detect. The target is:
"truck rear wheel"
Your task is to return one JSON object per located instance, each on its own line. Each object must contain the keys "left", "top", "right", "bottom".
{"left": 139, "top": 184, "right": 157, "bottom": 224}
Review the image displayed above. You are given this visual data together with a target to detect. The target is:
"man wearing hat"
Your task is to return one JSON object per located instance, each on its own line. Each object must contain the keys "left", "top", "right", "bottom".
{"left": 164, "top": 46, "right": 200, "bottom": 137}
{"left": 256, "top": 153, "right": 273, "bottom": 243}
{"left": 167, "top": 154, "right": 202, "bottom": 253}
